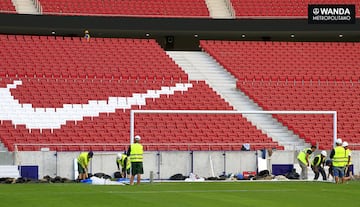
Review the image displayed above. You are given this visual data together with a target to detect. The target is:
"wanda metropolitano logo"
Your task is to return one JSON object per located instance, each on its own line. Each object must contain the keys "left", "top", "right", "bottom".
{"left": 308, "top": 4, "right": 356, "bottom": 24}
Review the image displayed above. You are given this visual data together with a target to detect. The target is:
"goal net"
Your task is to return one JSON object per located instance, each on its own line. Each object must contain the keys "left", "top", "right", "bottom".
{"left": 130, "top": 109, "right": 337, "bottom": 149}
{"left": 129, "top": 110, "right": 337, "bottom": 179}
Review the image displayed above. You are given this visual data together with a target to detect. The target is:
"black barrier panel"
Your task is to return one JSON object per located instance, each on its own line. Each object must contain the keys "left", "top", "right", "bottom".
{"left": 1, "top": 13, "right": 360, "bottom": 50}
{"left": 308, "top": 4, "right": 356, "bottom": 24}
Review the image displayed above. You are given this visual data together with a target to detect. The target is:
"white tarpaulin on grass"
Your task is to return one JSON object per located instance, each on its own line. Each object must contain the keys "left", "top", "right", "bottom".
{"left": 90, "top": 177, "right": 125, "bottom": 185}
{"left": 0, "top": 165, "right": 20, "bottom": 178}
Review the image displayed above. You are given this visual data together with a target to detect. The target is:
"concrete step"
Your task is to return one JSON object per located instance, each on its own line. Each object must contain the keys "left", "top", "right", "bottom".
{"left": 205, "top": 0, "right": 234, "bottom": 19}
{"left": 12, "top": 0, "right": 39, "bottom": 14}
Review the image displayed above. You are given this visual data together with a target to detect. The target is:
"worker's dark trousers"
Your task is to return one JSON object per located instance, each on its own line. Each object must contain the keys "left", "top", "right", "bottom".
{"left": 312, "top": 166, "right": 326, "bottom": 180}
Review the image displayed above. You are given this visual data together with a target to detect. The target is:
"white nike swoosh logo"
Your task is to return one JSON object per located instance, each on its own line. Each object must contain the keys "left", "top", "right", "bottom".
{"left": 0, "top": 80, "right": 193, "bottom": 129}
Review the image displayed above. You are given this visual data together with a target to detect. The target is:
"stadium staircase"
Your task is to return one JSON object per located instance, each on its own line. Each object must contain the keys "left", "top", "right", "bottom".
{"left": 0, "top": 142, "right": 8, "bottom": 151}
{"left": 11, "top": 0, "right": 39, "bottom": 15}
{"left": 166, "top": 51, "right": 307, "bottom": 150}
{"left": 205, "top": 0, "right": 234, "bottom": 19}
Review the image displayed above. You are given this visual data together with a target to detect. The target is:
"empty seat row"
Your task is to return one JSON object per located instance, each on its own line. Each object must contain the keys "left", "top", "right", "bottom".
{"left": 231, "top": 0, "right": 360, "bottom": 17}
{"left": 0, "top": 35, "right": 188, "bottom": 82}
{"left": 38, "top": 0, "right": 209, "bottom": 17}
{"left": 0, "top": 82, "right": 282, "bottom": 152}
{"left": 200, "top": 40, "right": 360, "bottom": 82}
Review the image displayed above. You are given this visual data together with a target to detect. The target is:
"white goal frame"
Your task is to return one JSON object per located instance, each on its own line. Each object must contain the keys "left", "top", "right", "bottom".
{"left": 130, "top": 110, "right": 337, "bottom": 147}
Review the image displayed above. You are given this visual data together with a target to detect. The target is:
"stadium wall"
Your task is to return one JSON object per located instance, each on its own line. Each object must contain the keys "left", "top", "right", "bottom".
{"left": 0, "top": 152, "right": 14, "bottom": 165}
{"left": 14, "top": 150, "right": 359, "bottom": 180}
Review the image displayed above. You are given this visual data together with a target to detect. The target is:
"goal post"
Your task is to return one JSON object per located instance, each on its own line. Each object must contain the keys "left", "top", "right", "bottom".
{"left": 130, "top": 110, "right": 337, "bottom": 148}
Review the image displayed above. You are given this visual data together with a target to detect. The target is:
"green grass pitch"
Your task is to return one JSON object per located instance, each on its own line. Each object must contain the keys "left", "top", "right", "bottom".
{"left": 1, "top": 181, "right": 359, "bottom": 207}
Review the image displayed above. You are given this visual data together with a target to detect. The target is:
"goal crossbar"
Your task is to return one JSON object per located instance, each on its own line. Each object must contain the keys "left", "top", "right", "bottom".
{"left": 130, "top": 110, "right": 337, "bottom": 147}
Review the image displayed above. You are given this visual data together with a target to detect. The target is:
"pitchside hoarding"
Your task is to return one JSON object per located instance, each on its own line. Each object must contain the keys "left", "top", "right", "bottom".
{"left": 308, "top": 4, "right": 356, "bottom": 24}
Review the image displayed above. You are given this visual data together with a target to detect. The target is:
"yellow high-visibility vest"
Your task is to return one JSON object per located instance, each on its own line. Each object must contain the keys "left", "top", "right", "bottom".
{"left": 332, "top": 146, "right": 347, "bottom": 167}
{"left": 312, "top": 154, "right": 323, "bottom": 166}
{"left": 297, "top": 148, "right": 310, "bottom": 165}
{"left": 130, "top": 143, "right": 143, "bottom": 162}
{"left": 117, "top": 154, "right": 131, "bottom": 169}
{"left": 77, "top": 152, "right": 91, "bottom": 168}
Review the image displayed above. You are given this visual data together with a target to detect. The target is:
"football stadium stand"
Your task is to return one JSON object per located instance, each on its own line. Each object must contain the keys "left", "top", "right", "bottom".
{"left": 0, "top": 35, "right": 283, "bottom": 151}
{"left": 200, "top": 40, "right": 360, "bottom": 150}
{"left": 0, "top": 2, "right": 359, "bottom": 152}
{"left": 0, "top": 0, "right": 359, "bottom": 182}
{"left": 3, "top": 0, "right": 359, "bottom": 19}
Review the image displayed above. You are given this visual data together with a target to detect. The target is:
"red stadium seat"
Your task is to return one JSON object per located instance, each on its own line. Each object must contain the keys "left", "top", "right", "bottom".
{"left": 38, "top": 0, "right": 210, "bottom": 17}
{"left": 0, "top": 35, "right": 284, "bottom": 151}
